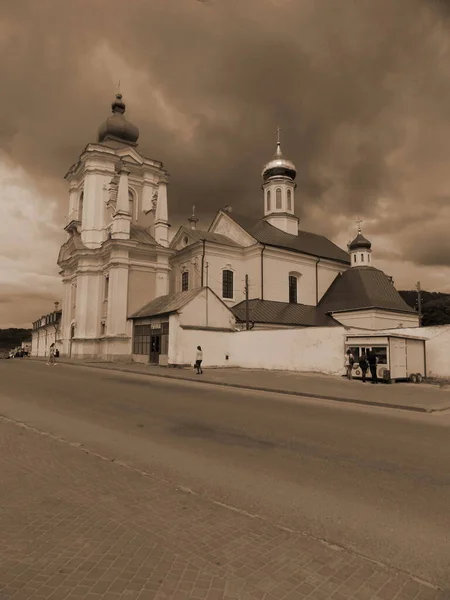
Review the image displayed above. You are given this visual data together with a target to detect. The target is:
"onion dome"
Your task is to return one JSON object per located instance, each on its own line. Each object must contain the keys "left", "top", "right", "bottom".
{"left": 97, "top": 94, "right": 139, "bottom": 145}
{"left": 348, "top": 232, "right": 372, "bottom": 251}
{"left": 262, "top": 142, "right": 297, "bottom": 181}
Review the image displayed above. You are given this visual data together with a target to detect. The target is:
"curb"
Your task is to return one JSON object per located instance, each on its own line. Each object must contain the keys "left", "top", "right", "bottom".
{"left": 28, "top": 358, "right": 446, "bottom": 414}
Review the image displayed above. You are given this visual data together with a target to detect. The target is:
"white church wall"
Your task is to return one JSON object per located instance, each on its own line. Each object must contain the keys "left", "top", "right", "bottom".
{"left": 127, "top": 268, "right": 157, "bottom": 317}
{"left": 415, "top": 326, "right": 450, "bottom": 378}
{"left": 171, "top": 325, "right": 348, "bottom": 375}
{"left": 333, "top": 309, "right": 419, "bottom": 330}
{"left": 317, "top": 262, "right": 346, "bottom": 302}
{"left": 230, "top": 327, "right": 347, "bottom": 374}
{"left": 261, "top": 250, "right": 317, "bottom": 305}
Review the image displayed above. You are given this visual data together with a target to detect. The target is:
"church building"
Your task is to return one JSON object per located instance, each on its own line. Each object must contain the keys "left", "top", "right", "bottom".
{"left": 35, "top": 94, "right": 418, "bottom": 362}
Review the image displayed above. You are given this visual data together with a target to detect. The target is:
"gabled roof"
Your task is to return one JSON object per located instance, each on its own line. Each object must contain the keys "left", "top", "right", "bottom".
{"left": 231, "top": 299, "right": 339, "bottom": 327}
{"left": 212, "top": 211, "right": 350, "bottom": 264}
{"left": 318, "top": 266, "right": 417, "bottom": 314}
{"left": 130, "top": 288, "right": 203, "bottom": 319}
{"left": 172, "top": 226, "right": 241, "bottom": 249}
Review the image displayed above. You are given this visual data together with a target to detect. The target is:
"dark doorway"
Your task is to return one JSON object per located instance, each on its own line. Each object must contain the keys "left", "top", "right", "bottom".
{"left": 150, "top": 330, "right": 161, "bottom": 364}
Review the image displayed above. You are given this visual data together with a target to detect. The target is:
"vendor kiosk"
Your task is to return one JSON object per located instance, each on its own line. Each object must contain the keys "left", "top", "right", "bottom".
{"left": 345, "top": 332, "right": 426, "bottom": 383}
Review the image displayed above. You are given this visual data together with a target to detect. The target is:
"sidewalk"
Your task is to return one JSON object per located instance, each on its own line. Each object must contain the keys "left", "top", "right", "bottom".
{"left": 1, "top": 415, "right": 446, "bottom": 600}
{"left": 30, "top": 357, "right": 450, "bottom": 414}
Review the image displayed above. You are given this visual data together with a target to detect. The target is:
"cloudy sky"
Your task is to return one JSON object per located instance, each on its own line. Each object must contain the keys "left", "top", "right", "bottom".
{"left": 2, "top": 0, "right": 450, "bottom": 327}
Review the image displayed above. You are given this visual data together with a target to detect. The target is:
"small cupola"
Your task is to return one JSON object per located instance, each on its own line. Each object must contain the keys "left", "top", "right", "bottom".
{"left": 348, "top": 219, "right": 372, "bottom": 267}
{"left": 261, "top": 127, "right": 299, "bottom": 236}
{"left": 98, "top": 93, "right": 140, "bottom": 146}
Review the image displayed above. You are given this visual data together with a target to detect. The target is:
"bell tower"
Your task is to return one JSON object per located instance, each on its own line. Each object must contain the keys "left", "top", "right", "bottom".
{"left": 348, "top": 219, "right": 372, "bottom": 267}
{"left": 261, "top": 127, "right": 298, "bottom": 236}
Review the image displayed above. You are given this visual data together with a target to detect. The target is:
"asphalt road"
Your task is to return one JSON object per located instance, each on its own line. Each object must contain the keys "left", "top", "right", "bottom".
{"left": 1, "top": 359, "right": 450, "bottom": 590}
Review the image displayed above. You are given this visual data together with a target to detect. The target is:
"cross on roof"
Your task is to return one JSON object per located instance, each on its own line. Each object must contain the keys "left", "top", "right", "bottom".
{"left": 276, "top": 125, "right": 281, "bottom": 145}
{"left": 356, "top": 217, "right": 363, "bottom": 233}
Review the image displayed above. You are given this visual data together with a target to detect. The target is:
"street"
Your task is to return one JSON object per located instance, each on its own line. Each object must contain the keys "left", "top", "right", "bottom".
{"left": 1, "top": 360, "right": 450, "bottom": 599}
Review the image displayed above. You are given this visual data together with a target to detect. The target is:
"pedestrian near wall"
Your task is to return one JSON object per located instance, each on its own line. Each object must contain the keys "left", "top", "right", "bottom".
{"left": 367, "top": 350, "right": 378, "bottom": 384}
{"left": 194, "top": 346, "right": 203, "bottom": 375}
{"left": 47, "top": 343, "right": 56, "bottom": 366}
{"left": 345, "top": 349, "right": 354, "bottom": 380}
{"left": 359, "top": 351, "right": 369, "bottom": 383}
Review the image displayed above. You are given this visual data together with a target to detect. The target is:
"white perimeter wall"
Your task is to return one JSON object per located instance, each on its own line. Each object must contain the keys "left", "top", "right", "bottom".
{"left": 171, "top": 325, "right": 350, "bottom": 375}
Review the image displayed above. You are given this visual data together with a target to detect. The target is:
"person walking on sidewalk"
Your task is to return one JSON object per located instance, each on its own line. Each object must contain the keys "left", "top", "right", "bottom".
{"left": 359, "top": 351, "right": 369, "bottom": 383}
{"left": 367, "top": 350, "right": 378, "bottom": 383}
{"left": 345, "top": 349, "right": 354, "bottom": 380}
{"left": 47, "top": 343, "right": 57, "bottom": 366}
{"left": 194, "top": 346, "right": 203, "bottom": 375}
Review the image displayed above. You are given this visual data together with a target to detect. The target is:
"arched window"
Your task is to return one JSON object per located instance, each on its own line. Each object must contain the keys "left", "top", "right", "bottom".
{"left": 128, "top": 190, "right": 134, "bottom": 220}
{"left": 353, "top": 254, "right": 357, "bottom": 263}
{"left": 181, "top": 271, "right": 189, "bottom": 292}
{"left": 287, "top": 189, "right": 292, "bottom": 211}
{"left": 78, "top": 192, "right": 84, "bottom": 223}
{"left": 289, "top": 275, "right": 298, "bottom": 304}
{"left": 276, "top": 188, "right": 282, "bottom": 209}
{"left": 361, "top": 253, "right": 364, "bottom": 262}
{"left": 266, "top": 190, "right": 271, "bottom": 212}
{"left": 222, "top": 269, "right": 234, "bottom": 299}
{"left": 368, "top": 254, "right": 371, "bottom": 263}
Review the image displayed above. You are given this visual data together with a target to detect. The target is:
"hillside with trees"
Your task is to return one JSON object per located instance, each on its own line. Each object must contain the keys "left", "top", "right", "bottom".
{"left": 399, "top": 290, "right": 450, "bottom": 326}
{"left": 0, "top": 328, "right": 32, "bottom": 352}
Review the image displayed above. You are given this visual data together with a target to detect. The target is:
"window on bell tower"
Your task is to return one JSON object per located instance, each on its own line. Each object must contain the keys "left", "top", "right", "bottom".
{"left": 287, "top": 189, "right": 292, "bottom": 211}
{"left": 181, "top": 271, "right": 189, "bottom": 292}
{"left": 266, "top": 190, "right": 271, "bottom": 212}
{"left": 78, "top": 192, "right": 84, "bottom": 223}
{"left": 276, "top": 188, "right": 282, "bottom": 209}
{"left": 128, "top": 190, "right": 134, "bottom": 221}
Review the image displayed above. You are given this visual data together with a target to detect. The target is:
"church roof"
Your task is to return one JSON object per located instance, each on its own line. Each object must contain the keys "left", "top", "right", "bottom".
{"left": 318, "top": 266, "right": 416, "bottom": 314}
{"left": 231, "top": 299, "right": 339, "bottom": 327}
{"left": 182, "top": 227, "right": 241, "bottom": 247}
{"left": 130, "top": 224, "right": 157, "bottom": 245}
{"left": 130, "top": 288, "right": 203, "bottom": 319}
{"left": 229, "top": 214, "right": 350, "bottom": 264}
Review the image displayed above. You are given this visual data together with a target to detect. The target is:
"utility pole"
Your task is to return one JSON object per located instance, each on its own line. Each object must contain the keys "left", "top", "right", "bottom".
{"left": 416, "top": 281, "right": 422, "bottom": 326}
{"left": 245, "top": 274, "right": 250, "bottom": 330}
{"left": 205, "top": 263, "right": 209, "bottom": 327}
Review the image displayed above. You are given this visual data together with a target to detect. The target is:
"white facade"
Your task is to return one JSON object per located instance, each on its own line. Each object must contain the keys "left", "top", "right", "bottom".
{"left": 170, "top": 211, "right": 346, "bottom": 307}
{"left": 31, "top": 309, "right": 62, "bottom": 358}
{"left": 58, "top": 97, "right": 173, "bottom": 360}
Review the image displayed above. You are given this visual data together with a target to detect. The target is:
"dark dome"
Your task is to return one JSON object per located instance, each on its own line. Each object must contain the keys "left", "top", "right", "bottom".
{"left": 262, "top": 143, "right": 297, "bottom": 181}
{"left": 97, "top": 94, "right": 139, "bottom": 145}
{"left": 348, "top": 232, "right": 372, "bottom": 251}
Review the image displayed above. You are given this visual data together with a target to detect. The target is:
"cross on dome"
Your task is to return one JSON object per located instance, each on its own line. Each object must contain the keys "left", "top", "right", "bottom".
{"left": 356, "top": 217, "right": 363, "bottom": 234}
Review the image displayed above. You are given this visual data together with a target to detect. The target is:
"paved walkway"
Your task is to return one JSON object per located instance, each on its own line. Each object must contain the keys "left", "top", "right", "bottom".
{"left": 30, "top": 358, "right": 450, "bottom": 413}
{"left": 1, "top": 415, "right": 447, "bottom": 600}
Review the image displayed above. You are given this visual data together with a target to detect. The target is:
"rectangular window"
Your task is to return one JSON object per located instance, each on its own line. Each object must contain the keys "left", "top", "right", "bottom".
{"left": 181, "top": 271, "right": 189, "bottom": 292}
{"left": 222, "top": 270, "right": 234, "bottom": 299}
{"left": 133, "top": 324, "right": 151, "bottom": 355}
{"left": 289, "top": 275, "right": 297, "bottom": 304}
{"left": 104, "top": 275, "right": 109, "bottom": 301}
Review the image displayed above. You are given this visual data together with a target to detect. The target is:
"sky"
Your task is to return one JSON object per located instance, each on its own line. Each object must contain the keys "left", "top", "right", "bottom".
{"left": 2, "top": 0, "right": 450, "bottom": 327}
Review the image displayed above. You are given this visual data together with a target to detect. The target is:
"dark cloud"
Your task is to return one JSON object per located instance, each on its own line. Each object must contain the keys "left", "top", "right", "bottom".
{"left": 1, "top": 0, "right": 450, "bottom": 327}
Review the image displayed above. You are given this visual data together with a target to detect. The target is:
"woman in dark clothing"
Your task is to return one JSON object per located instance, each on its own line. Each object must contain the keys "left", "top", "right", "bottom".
{"left": 359, "top": 351, "right": 368, "bottom": 383}
{"left": 367, "top": 350, "right": 378, "bottom": 383}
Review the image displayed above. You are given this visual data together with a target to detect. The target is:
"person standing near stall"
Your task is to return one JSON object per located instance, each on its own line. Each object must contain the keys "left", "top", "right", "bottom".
{"left": 359, "top": 350, "right": 369, "bottom": 383}
{"left": 367, "top": 349, "right": 378, "bottom": 383}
